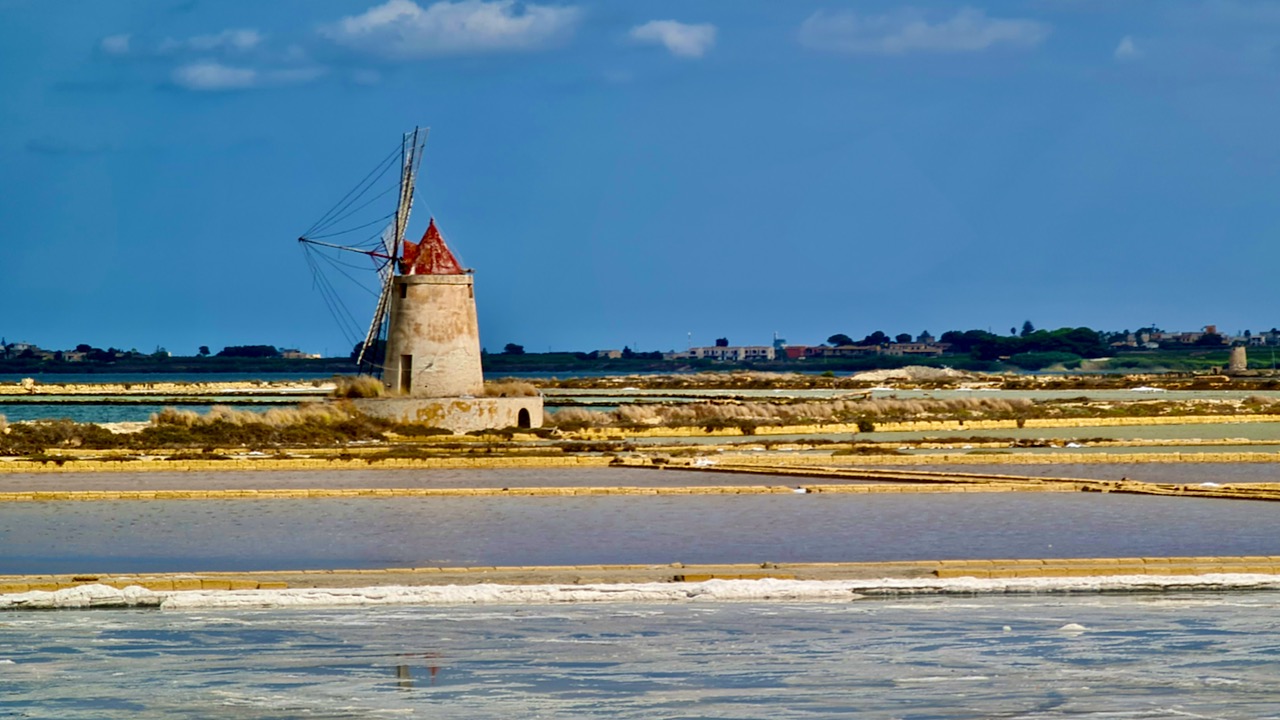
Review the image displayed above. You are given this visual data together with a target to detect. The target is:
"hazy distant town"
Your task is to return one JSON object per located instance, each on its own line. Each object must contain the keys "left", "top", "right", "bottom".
{"left": 3, "top": 323, "right": 1277, "bottom": 374}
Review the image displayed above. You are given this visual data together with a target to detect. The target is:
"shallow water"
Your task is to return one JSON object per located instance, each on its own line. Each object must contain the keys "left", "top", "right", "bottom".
{"left": 869, "top": 421, "right": 1280, "bottom": 442}
{"left": 627, "top": 423, "right": 1280, "bottom": 448}
{"left": 5, "top": 593, "right": 1280, "bottom": 718}
{"left": 0, "top": 372, "right": 341, "bottom": 385}
{"left": 2, "top": 484, "right": 1278, "bottom": 574}
{"left": 0, "top": 403, "right": 262, "bottom": 424}
{"left": 916, "top": 462, "right": 1280, "bottom": 485}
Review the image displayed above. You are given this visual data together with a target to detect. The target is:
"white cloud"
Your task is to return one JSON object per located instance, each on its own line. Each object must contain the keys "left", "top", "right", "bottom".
{"left": 171, "top": 61, "right": 258, "bottom": 90}
{"left": 160, "top": 28, "right": 264, "bottom": 54}
{"left": 799, "top": 7, "right": 1049, "bottom": 55}
{"left": 320, "top": 0, "right": 581, "bottom": 59}
{"left": 267, "top": 67, "right": 328, "bottom": 85}
{"left": 350, "top": 69, "right": 383, "bottom": 85}
{"left": 101, "top": 34, "right": 131, "bottom": 56}
{"left": 629, "top": 20, "right": 716, "bottom": 58}
{"left": 1114, "top": 35, "right": 1141, "bottom": 60}
{"left": 171, "top": 61, "right": 327, "bottom": 91}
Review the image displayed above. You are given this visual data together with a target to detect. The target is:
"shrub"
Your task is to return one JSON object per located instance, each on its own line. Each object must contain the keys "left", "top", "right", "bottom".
{"left": 391, "top": 424, "right": 455, "bottom": 437}
{"left": 0, "top": 419, "right": 126, "bottom": 455}
{"left": 25, "top": 453, "right": 67, "bottom": 466}
{"left": 1007, "top": 351, "right": 1083, "bottom": 371}
{"left": 833, "top": 445, "right": 903, "bottom": 456}
{"left": 166, "top": 451, "right": 231, "bottom": 461}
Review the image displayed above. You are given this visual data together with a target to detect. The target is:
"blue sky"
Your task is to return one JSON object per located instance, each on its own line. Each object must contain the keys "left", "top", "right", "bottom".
{"left": 3, "top": 0, "right": 1280, "bottom": 356}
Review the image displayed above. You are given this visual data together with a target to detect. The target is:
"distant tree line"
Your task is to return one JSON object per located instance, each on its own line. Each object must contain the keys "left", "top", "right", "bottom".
{"left": 216, "top": 345, "right": 280, "bottom": 358}
{"left": 938, "top": 327, "right": 1109, "bottom": 361}
{"left": 820, "top": 325, "right": 1112, "bottom": 368}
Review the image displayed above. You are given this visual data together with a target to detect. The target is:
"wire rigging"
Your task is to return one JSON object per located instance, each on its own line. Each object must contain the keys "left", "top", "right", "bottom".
{"left": 306, "top": 212, "right": 396, "bottom": 241}
{"left": 314, "top": 185, "right": 398, "bottom": 234}
{"left": 302, "top": 245, "right": 364, "bottom": 346}
{"left": 300, "top": 140, "right": 401, "bottom": 239}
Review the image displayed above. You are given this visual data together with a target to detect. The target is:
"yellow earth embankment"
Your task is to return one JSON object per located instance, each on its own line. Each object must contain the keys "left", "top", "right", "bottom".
{"left": 712, "top": 451, "right": 1280, "bottom": 466}
{"left": 641, "top": 459, "right": 1280, "bottom": 502}
{"left": 0, "top": 454, "right": 614, "bottom": 474}
{"left": 0, "top": 481, "right": 1073, "bottom": 504}
{"left": 569, "top": 414, "right": 1280, "bottom": 438}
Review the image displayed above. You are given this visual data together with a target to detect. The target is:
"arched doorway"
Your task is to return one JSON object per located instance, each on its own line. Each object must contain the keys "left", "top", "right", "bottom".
{"left": 517, "top": 408, "right": 531, "bottom": 428}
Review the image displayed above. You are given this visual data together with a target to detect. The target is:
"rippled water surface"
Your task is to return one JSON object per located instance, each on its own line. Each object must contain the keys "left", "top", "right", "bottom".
{"left": 2, "top": 472, "right": 1278, "bottom": 574}
{"left": 5, "top": 593, "right": 1280, "bottom": 718}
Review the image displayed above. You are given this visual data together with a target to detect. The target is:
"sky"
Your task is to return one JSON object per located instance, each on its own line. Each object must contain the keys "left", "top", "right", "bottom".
{"left": 3, "top": 0, "right": 1280, "bottom": 356}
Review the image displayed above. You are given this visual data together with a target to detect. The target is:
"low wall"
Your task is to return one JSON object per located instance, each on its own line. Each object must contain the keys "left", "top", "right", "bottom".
{"left": 353, "top": 395, "right": 543, "bottom": 433}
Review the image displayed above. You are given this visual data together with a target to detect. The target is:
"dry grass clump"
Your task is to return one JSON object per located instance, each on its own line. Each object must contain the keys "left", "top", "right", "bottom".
{"left": 544, "top": 407, "right": 609, "bottom": 429}
{"left": 545, "top": 396, "right": 1037, "bottom": 430}
{"left": 137, "top": 402, "right": 391, "bottom": 448}
{"left": 0, "top": 414, "right": 7, "bottom": 433}
{"left": 332, "top": 374, "right": 385, "bottom": 399}
{"left": 152, "top": 403, "right": 353, "bottom": 428}
{"left": 1242, "top": 395, "right": 1277, "bottom": 408}
{"left": 151, "top": 407, "right": 200, "bottom": 426}
{"left": 484, "top": 380, "right": 539, "bottom": 397}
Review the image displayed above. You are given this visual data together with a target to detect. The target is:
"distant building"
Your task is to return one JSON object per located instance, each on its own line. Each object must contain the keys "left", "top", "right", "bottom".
{"left": 5, "top": 342, "right": 36, "bottom": 359}
{"left": 280, "top": 349, "right": 322, "bottom": 359}
{"left": 667, "top": 345, "right": 776, "bottom": 362}
{"left": 592, "top": 349, "right": 623, "bottom": 359}
{"left": 812, "top": 344, "right": 882, "bottom": 358}
{"left": 883, "top": 343, "right": 945, "bottom": 357}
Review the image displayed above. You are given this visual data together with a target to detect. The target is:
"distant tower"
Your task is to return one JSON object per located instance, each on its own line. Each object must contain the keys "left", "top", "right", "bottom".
{"left": 1229, "top": 345, "right": 1248, "bottom": 373}
{"left": 382, "top": 219, "right": 484, "bottom": 397}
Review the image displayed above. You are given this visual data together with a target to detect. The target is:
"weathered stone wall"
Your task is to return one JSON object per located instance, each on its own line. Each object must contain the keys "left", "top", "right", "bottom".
{"left": 353, "top": 396, "right": 543, "bottom": 433}
{"left": 382, "top": 274, "right": 484, "bottom": 397}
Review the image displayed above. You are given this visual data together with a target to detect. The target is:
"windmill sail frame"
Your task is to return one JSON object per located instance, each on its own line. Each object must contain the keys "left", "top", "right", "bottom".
{"left": 298, "top": 127, "right": 428, "bottom": 373}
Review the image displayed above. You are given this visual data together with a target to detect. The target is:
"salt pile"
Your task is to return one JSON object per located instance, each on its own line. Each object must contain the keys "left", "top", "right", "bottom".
{"left": 6, "top": 574, "right": 1280, "bottom": 611}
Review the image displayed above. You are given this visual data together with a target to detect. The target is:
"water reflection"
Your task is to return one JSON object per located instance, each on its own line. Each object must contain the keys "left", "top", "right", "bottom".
{"left": 394, "top": 653, "right": 440, "bottom": 689}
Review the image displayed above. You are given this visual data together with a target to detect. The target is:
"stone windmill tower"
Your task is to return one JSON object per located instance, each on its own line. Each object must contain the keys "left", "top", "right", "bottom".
{"left": 382, "top": 219, "right": 484, "bottom": 398}
{"left": 300, "top": 128, "right": 541, "bottom": 432}
{"left": 366, "top": 217, "right": 541, "bottom": 432}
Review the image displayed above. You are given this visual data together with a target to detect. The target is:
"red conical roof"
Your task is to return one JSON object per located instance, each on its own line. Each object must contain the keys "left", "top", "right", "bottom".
{"left": 399, "top": 218, "right": 463, "bottom": 275}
